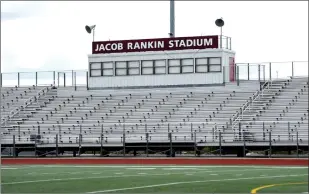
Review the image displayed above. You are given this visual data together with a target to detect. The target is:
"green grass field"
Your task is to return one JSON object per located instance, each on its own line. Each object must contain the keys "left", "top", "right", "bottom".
{"left": 1, "top": 165, "right": 308, "bottom": 193}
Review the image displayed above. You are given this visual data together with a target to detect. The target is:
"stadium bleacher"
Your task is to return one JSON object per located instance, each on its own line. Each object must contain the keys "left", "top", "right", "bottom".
{"left": 1, "top": 76, "right": 308, "bottom": 151}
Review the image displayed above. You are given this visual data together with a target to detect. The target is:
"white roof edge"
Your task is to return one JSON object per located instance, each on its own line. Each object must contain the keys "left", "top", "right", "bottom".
{"left": 88, "top": 49, "right": 236, "bottom": 58}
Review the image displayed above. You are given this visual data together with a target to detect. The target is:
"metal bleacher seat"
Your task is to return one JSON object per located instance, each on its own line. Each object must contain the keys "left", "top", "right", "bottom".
{"left": 1, "top": 83, "right": 260, "bottom": 145}
{"left": 1, "top": 76, "right": 308, "bottom": 147}
{"left": 233, "top": 76, "right": 308, "bottom": 144}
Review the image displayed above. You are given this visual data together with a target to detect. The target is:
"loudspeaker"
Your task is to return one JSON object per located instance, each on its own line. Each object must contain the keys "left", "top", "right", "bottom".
{"left": 215, "top": 18, "right": 224, "bottom": 27}
{"left": 85, "top": 25, "right": 96, "bottom": 34}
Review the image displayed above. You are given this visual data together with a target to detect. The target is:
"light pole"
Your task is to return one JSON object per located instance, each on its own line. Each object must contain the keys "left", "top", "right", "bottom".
{"left": 170, "top": 0, "right": 175, "bottom": 37}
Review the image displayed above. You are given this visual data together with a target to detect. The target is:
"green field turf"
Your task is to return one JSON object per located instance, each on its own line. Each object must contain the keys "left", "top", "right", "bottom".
{"left": 1, "top": 165, "right": 308, "bottom": 193}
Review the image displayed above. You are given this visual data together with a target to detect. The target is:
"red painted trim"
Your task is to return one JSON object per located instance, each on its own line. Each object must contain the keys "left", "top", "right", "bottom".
{"left": 2, "top": 158, "right": 308, "bottom": 166}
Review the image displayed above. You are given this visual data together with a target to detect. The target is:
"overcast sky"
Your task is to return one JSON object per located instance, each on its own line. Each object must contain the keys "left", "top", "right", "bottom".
{"left": 1, "top": 1, "right": 308, "bottom": 76}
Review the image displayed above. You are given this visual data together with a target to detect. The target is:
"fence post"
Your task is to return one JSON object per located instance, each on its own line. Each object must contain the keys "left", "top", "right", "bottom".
{"left": 288, "top": 122, "right": 291, "bottom": 140}
{"left": 237, "top": 66, "right": 240, "bottom": 86}
{"left": 18, "top": 125, "right": 21, "bottom": 136}
{"left": 222, "top": 66, "right": 225, "bottom": 84}
{"left": 0, "top": 73, "right": 2, "bottom": 87}
{"left": 18, "top": 72, "right": 20, "bottom": 87}
{"left": 123, "top": 133, "right": 126, "bottom": 157}
{"left": 263, "top": 122, "right": 265, "bottom": 141}
{"left": 292, "top": 61, "right": 294, "bottom": 77}
{"left": 146, "top": 133, "right": 149, "bottom": 157}
{"left": 35, "top": 72, "right": 38, "bottom": 86}
{"left": 194, "top": 132, "right": 197, "bottom": 157}
{"left": 296, "top": 131, "right": 299, "bottom": 158}
{"left": 34, "top": 135, "right": 37, "bottom": 157}
{"left": 56, "top": 134, "right": 59, "bottom": 157}
{"left": 169, "top": 132, "right": 173, "bottom": 157}
{"left": 238, "top": 122, "right": 242, "bottom": 141}
{"left": 269, "top": 62, "right": 272, "bottom": 80}
{"left": 86, "top": 71, "right": 89, "bottom": 90}
{"left": 57, "top": 72, "right": 60, "bottom": 87}
{"left": 100, "top": 125, "right": 103, "bottom": 157}
{"left": 63, "top": 73, "right": 66, "bottom": 87}
{"left": 53, "top": 71, "right": 56, "bottom": 86}
{"left": 168, "top": 123, "right": 170, "bottom": 133}
{"left": 219, "top": 132, "right": 222, "bottom": 156}
{"left": 263, "top": 65, "right": 266, "bottom": 82}
{"left": 269, "top": 132, "right": 272, "bottom": 158}
{"left": 258, "top": 64, "right": 261, "bottom": 82}
{"left": 78, "top": 134, "right": 82, "bottom": 157}
{"left": 74, "top": 72, "right": 77, "bottom": 91}
{"left": 100, "top": 133, "right": 103, "bottom": 157}
{"left": 13, "top": 135, "right": 16, "bottom": 157}
{"left": 72, "top": 70, "right": 74, "bottom": 87}
{"left": 247, "top": 63, "right": 250, "bottom": 81}
{"left": 243, "top": 133, "right": 246, "bottom": 157}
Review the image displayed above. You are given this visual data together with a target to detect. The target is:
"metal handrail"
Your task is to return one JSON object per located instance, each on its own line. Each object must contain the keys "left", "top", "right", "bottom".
{"left": 1, "top": 87, "right": 48, "bottom": 126}
{"left": 1, "top": 131, "right": 306, "bottom": 145}
{"left": 241, "top": 80, "right": 274, "bottom": 118}
{"left": 210, "top": 81, "right": 271, "bottom": 133}
{"left": 17, "top": 86, "right": 49, "bottom": 118}
{"left": 232, "top": 78, "right": 294, "bottom": 130}
{"left": 2, "top": 121, "right": 229, "bottom": 129}
{"left": 231, "top": 80, "right": 272, "bottom": 130}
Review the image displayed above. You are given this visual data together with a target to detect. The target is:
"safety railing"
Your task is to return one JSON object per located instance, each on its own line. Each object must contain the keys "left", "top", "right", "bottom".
{"left": 1, "top": 123, "right": 307, "bottom": 157}
{"left": 231, "top": 80, "right": 272, "bottom": 130}
{"left": 1, "top": 86, "right": 49, "bottom": 126}
{"left": 0, "top": 70, "right": 88, "bottom": 87}
{"left": 236, "top": 61, "right": 308, "bottom": 81}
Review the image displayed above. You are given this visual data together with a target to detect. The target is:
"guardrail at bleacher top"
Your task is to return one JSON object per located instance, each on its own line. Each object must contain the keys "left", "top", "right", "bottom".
{"left": 0, "top": 61, "right": 307, "bottom": 87}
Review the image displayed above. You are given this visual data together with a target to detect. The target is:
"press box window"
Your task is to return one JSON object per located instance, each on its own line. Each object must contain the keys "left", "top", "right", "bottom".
{"left": 168, "top": 59, "right": 180, "bottom": 74}
{"left": 102, "top": 62, "right": 113, "bottom": 76}
{"left": 128, "top": 61, "right": 140, "bottom": 75}
{"left": 208, "top": 58, "right": 221, "bottom": 72}
{"left": 115, "top": 61, "right": 127, "bottom": 76}
{"left": 90, "top": 69, "right": 101, "bottom": 77}
{"left": 154, "top": 60, "right": 166, "bottom": 74}
{"left": 141, "top": 60, "right": 154, "bottom": 75}
{"left": 181, "top": 59, "right": 194, "bottom": 73}
{"left": 115, "top": 61, "right": 140, "bottom": 76}
{"left": 195, "top": 58, "right": 208, "bottom": 73}
{"left": 90, "top": 62, "right": 102, "bottom": 77}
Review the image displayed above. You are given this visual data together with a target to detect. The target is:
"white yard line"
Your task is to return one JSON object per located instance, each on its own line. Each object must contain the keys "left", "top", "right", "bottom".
{"left": 163, "top": 168, "right": 197, "bottom": 170}
{"left": 21, "top": 167, "right": 271, "bottom": 176}
{"left": 86, "top": 174, "right": 308, "bottom": 193}
{"left": 126, "top": 168, "right": 156, "bottom": 170}
{"left": 0, "top": 168, "right": 299, "bottom": 185}
{"left": 2, "top": 173, "right": 173, "bottom": 185}
{"left": 70, "top": 172, "right": 82, "bottom": 175}
{"left": 23, "top": 169, "right": 129, "bottom": 176}
{"left": 1, "top": 168, "right": 18, "bottom": 170}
